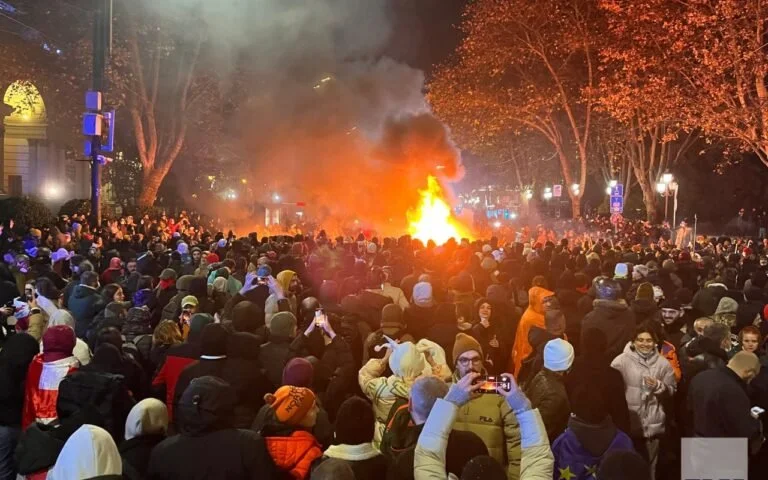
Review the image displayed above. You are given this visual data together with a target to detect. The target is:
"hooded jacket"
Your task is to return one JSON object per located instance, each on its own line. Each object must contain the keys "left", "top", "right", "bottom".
{"left": 359, "top": 339, "right": 432, "bottom": 448}
{"left": 610, "top": 342, "right": 676, "bottom": 438}
{"left": 149, "top": 376, "right": 275, "bottom": 480}
{"left": 173, "top": 349, "right": 272, "bottom": 429}
{"left": 510, "top": 286, "right": 553, "bottom": 376}
{"left": 22, "top": 326, "right": 80, "bottom": 429}
{"left": 581, "top": 299, "right": 636, "bottom": 361}
{"left": 265, "top": 270, "right": 299, "bottom": 329}
{"left": 14, "top": 408, "right": 106, "bottom": 480}
{"left": 120, "top": 399, "right": 168, "bottom": 480}
{"left": 47, "top": 310, "right": 91, "bottom": 366}
{"left": 551, "top": 416, "right": 634, "bottom": 480}
{"left": 49, "top": 424, "right": 122, "bottom": 480}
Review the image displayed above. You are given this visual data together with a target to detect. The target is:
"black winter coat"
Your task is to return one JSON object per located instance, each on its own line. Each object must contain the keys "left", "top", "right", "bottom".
{"left": 555, "top": 289, "right": 585, "bottom": 355}
{"left": 580, "top": 299, "right": 635, "bottom": 361}
{"left": 258, "top": 336, "right": 298, "bottom": 389}
{"left": 689, "top": 366, "right": 762, "bottom": 440}
{"left": 173, "top": 357, "right": 272, "bottom": 429}
{"left": 120, "top": 434, "right": 165, "bottom": 480}
{"left": 148, "top": 428, "right": 274, "bottom": 480}
{"left": 565, "top": 355, "right": 631, "bottom": 435}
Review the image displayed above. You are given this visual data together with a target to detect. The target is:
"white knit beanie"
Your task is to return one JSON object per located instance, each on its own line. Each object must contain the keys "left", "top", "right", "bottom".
{"left": 544, "top": 339, "right": 575, "bottom": 372}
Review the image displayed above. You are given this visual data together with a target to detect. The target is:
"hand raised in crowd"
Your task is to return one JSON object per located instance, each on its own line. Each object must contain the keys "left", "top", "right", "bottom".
{"left": 240, "top": 272, "right": 259, "bottom": 294}
{"left": 267, "top": 275, "right": 284, "bottom": 299}
{"left": 497, "top": 373, "right": 532, "bottom": 414}
{"left": 444, "top": 372, "right": 483, "bottom": 407}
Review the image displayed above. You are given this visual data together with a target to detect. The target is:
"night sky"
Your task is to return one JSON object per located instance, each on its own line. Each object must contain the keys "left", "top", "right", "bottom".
{"left": 384, "top": 0, "right": 467, "bottom": 75}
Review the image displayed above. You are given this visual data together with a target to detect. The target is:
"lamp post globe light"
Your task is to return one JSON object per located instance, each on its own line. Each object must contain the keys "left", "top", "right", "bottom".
{"left": 657, "top": 172, "right": 678, "bottom": 225}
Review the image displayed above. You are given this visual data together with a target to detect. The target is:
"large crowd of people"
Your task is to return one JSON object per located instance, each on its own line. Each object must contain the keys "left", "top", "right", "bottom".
{"left": 0, "top": 211, "right": 767, "bottom": 479}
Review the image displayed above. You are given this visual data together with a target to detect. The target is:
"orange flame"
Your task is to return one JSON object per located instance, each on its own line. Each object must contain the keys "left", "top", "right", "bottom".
{"left": 407, "top": 176, "right": 470, "bottom": 245}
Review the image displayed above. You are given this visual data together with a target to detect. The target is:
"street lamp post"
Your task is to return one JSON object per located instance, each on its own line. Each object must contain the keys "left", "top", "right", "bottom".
{"left": 656, "top": 173, "right": 678, "bottom": 225}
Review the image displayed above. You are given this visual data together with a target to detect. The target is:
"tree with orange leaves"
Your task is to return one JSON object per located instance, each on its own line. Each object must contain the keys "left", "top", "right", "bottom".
{"left": 429, "top": 0, "right": 600, "bottom": 217}
{"left": 598, "top": 0, "right": 768, "bottom": 171}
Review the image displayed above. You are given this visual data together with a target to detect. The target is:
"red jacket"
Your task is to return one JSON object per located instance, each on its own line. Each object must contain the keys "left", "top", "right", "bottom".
{"left": 152, "top": 343, "right": 199, "bottom": 420}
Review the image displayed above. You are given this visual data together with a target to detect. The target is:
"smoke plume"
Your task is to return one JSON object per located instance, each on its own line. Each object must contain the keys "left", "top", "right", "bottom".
{"left": 147, "top": 0, "right": 464, "bottom": 234}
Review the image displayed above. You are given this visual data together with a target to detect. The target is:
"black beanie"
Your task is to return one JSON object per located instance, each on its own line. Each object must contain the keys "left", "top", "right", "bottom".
{"left": 334, "top": 397, "right": 374, "bottom": 445}
{"left": 200, "top": 324, "right": 228, "bottom": 357}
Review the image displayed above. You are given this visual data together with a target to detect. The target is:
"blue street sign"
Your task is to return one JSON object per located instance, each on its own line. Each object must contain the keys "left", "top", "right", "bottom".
{"left": 611, "top": 184, "right": 624, "bottom": 197}
{"left": 610, "top": 196, "right": 624, "bottom": 214}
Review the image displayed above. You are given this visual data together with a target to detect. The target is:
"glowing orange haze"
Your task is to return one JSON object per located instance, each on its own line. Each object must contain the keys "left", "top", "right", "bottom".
{"left": 407, "top": 176, "right": 471, "bottom": 245}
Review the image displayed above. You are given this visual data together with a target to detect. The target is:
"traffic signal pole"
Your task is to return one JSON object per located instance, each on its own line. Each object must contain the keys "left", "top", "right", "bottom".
{"left": 89, "top": 0, "right": 112, "bottom": 227}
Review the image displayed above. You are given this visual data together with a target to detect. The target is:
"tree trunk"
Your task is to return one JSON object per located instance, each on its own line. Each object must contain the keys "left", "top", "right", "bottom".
{"left": 137, "top": 167, "right": 166, "bottom": 207}
{"left": 571, "top": 195, "right": 581, "bottom": 218}
{"left": 640, "top": 181, "right": 659, "bottom": 223}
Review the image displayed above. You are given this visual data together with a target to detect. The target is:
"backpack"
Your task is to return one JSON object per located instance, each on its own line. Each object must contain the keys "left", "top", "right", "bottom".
{"left": 379, "top": 397, "right": 418, "bottom": 461}
{"left": 57, "top": 370, "right": 136, "bottom": 442}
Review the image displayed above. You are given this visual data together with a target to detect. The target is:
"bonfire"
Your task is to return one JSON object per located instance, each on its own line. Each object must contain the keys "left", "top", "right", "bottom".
{"left": 407, "top": 175, "right": 470, "bottom": 245}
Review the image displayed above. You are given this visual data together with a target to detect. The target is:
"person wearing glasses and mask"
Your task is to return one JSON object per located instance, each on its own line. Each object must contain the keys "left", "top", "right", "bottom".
{"left": 449, "top": 333, "right": 522, "bottom": 480}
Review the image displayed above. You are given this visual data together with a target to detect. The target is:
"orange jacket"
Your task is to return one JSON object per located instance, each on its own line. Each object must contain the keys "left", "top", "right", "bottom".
{"left": 509, "top": 286, "right": 554, "bottom": 376}
{"left": 264, "top": 430, "right": 323, "bottom": 479}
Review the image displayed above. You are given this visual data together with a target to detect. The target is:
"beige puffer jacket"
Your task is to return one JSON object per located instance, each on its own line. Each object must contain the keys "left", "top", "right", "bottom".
{"left": 611, "top": 342, "right": 676, "bottom": 438}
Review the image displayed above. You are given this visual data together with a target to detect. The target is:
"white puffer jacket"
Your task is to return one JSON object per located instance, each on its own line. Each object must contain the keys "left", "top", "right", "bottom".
{"left": 610, "top": 342, "right": 676, "bottom": 438}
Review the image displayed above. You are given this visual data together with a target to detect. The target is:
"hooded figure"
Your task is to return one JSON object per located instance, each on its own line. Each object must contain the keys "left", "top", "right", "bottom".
{"left": 510, "top": 286, "right": 554, "bottom": 376}
{"left": 174, "top": 324, "right": 271, "bottom": 428}
{"left": 22, "top": 326, "right": 79, "bottom": 429}
{"left": 713, "top": 296, "right": 739, "bottom": 331}
{"left": 101, "top": 257, "right": 124, "bottom": 286}
{"left": 265, "top": 270, "right": 299, "bottom": 329}
{"left": 148, "top": 376, "right": 274, "bottom": 480}
{"left": 48, "top": 309, "right": 92, "bottom": 366}
{"left": 120, "top": 399, "right": 168, "bottom": 479}
{"left": 48, "top": 424, "right": 122, "bottom": 480}
{"left": 359, "top": 337, "right": 440, "bottom": 448}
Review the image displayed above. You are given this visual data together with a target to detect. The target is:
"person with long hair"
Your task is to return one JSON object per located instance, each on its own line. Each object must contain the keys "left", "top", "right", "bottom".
{"left": 150, "top": 320, "right": 183, "bottom": 375}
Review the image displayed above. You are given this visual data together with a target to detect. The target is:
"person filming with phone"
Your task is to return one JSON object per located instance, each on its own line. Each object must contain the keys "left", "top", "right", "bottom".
{"left": 449, "top": 333, "right": 523, "bottom": 479}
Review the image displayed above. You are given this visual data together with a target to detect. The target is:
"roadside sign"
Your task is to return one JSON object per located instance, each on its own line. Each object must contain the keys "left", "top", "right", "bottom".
{"left": 553, "top": 184, "right": 562, "bottom": 197}
{"left": 610, "top": 195, "right": 624, "bottom": 214}
{"left": 610, "top": 213, "right": 623, "bottom": 225}
{"left": 611, "top": 184, "right": 624, "bottom": 197}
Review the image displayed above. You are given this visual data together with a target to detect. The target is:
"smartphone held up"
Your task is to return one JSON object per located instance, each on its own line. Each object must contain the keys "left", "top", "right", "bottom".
{"left": 314, "top": 308, "right": 326, "bottom": 327}
{"left": 473, "top": 375, "right": 512, "bottom": 394}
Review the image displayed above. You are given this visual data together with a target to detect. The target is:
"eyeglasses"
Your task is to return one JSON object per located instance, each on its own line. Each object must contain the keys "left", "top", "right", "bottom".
{"left": 457, "top": 357, "right": 483, "bottom": 366}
